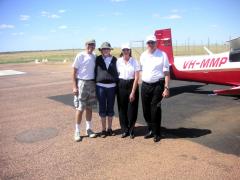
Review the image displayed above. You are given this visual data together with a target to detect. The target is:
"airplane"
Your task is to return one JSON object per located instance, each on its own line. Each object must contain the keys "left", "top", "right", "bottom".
{"left": 154, "top": 28, "right": 240, "bottom": 95}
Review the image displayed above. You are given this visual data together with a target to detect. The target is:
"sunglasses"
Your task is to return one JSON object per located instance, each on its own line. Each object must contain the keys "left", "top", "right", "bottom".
{"left": 88, "top": 43, "right": 95, "bottom": 46}
{"left": 147, "top": 41, "right": 156, "bottom": 45}
{"left": 102, "top": 48, "right": 111, "bottom": 51}
{"left": 122, "top": 49, "right": 130, "bottom": 51}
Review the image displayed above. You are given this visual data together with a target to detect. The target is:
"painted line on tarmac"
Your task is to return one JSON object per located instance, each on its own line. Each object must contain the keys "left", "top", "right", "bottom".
{"left": 0, "top": 70, "right": 26, "bottom": 76}
{"left": 0, "top": 80, "right": 70, "bottom": 92}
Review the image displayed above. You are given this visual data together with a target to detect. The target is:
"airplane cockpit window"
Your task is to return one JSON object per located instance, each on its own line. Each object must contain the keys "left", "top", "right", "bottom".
{"left": 229, "top": 50, "right": 240, "bottom": 62}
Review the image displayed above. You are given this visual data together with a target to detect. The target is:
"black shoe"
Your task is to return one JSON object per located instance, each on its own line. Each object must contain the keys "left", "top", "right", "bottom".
{"left": 153, "top": 135, "right": 161, "bottom": 142}
{"left": 129, "top": 128, "right": 135, "bottom": 139}
{"left": 121, "top": 132, "right": 129, "bottom": 138}
{"left": 130, "top": 132, "right": 135, "bottom": 139}
{"left": 107, "top": 129, "right": 115, "bottom": 136}
{"left": 100, "top": 130, "right": 107, "bottom": 138}
{"left": 144, "top": 131, "right": 154, "bottom": 139}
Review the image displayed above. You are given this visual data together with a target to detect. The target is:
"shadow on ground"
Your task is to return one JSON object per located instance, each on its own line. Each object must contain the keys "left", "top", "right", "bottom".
{"left": 113, "top": 126, "right": 211, "bottom": 139}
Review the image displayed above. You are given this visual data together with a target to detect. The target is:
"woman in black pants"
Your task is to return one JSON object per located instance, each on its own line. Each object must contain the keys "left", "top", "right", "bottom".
{"left": 117, "top": 43, "right": 140, "bottom": 139}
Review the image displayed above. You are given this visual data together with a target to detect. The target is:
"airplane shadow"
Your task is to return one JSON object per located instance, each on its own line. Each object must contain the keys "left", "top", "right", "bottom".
{"left": 169, "top": 84, "right": 240, "bottom": 99}
{"left": 113, "top": 126, "right": 212, "bottom": 139}
{"left": 169, "top": 84, "right": 212, "bottom": 97}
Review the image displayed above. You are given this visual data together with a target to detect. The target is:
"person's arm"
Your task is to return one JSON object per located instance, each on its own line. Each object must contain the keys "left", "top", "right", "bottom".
{"left": 129, "top": 70, "right": 140, "bottom": 102}
{"left": 72, "top": 68, "right": 78, "bottom": 95}
{"left": 162, "top": 71, "right": 170, "bottom": 98}
{"left": 162, "top": 51, "right": 170, "bottom": 98}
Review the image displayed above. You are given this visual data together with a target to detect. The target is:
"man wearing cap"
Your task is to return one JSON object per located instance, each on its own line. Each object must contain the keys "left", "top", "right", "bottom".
{"left": 140, "top": 35, "right": 170, "bottom": 142}
{"left": 72, "top": 39, "right": 97, "bottom": 142}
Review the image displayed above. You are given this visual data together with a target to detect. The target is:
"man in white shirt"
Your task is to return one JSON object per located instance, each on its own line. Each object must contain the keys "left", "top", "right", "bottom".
{"left": 140, "top": 35, "right": 170, "bottom": 142}
{"left": 72, "top": 39, "right": 97, "bottom": 141}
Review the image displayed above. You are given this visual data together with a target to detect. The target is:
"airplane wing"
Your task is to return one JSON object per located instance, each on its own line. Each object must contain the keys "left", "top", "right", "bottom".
{"left": 213, "top": 86, "right": 240, "bottom": 95}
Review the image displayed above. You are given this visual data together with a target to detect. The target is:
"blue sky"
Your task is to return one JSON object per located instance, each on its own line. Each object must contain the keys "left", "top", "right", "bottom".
{"left": 0, "top": 0, "right": 239, "bottom": 52}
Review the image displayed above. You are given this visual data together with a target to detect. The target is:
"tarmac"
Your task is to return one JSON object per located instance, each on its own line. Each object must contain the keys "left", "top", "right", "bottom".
{"left": 0, "top": 63, "right": 240, "bottom": 180}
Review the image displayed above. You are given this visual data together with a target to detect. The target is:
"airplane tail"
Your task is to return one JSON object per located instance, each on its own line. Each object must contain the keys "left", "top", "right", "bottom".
{"left": 155, "top": 28, "right": 174, "bottom": 64}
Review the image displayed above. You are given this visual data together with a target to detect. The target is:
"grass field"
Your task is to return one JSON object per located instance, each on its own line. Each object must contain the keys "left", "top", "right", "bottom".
{"left": 0, "top": 45, "right": 230, "bottom": 64}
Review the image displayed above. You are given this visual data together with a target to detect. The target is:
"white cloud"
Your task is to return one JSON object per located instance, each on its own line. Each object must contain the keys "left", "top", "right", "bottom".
{"left": 58, "top": 9, "right": 66, "bottom": 13}
{"left": 41, "top": 11, "right": 60, "bottom": 19}
{"left": 12, "top": 32, "right": 24, "bottom": 36}
{"left": 152, "top": 13, "right": 182, "bottom": 20}
{"left": 58, "top": 25, "right": 67, "bottom": 29}
{"left": 163, "top": 14, "right": 182, "bottom": 19}
{"left": 49, "top": 14, "right": 60, "bottom": 19}
{"left": 113, "top": 12, "right": 122, "bottom": 16}
{"left": 111, "top": 0, "right": 127, "bottom": 2}
{"left": 20, "top": 15, "right": 30, "bottom": 21}
{"left": 0, "top": 24, "right": 15, "bottom": 29}
{"left": 152, "top": 13, "right": 161, "bottom": 18}
{"left": 210, "top": 24, "right": 218, "bottom": 29}
{"left": 41, "top": 11, "right": 49, "bottom": 16}
{"left": 171, "top": 9, "right": 179, "bottom": 13}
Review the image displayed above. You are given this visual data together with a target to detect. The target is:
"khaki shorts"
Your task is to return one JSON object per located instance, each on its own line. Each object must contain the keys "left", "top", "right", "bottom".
{"left": 76, "top": 80, "right": 97, "bottom": 111}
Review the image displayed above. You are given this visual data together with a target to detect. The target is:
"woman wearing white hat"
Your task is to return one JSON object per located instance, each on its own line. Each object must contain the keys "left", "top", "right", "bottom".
{"left": 117, "top": 43, "right": 140, "bottom": 138}
{"left": 140, "top": 35, "right": 170, "bottom": 142}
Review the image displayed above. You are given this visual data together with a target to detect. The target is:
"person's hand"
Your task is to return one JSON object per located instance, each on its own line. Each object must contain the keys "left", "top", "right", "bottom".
{"left": 162, "top": 88, "right": 170, "bottom": 98}
{"left": 73, "top": 87, "right": 78, "bottom": 95}
{"left": 129, "top": 92, "right": 135, "bottom": 102}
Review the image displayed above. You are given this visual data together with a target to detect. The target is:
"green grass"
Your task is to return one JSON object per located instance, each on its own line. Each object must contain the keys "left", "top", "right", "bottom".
{"left": 0, "top": 44, "right": 230, "bottom": 64}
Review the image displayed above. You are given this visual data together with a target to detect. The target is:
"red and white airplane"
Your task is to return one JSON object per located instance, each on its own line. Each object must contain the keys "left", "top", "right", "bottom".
{"left": 154, "top": 28, "right": 240, "bottom": 95}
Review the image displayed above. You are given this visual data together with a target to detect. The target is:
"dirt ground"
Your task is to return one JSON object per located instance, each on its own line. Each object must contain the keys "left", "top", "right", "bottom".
{"left": 0, "top": 63, "right": 239, "bottom": 180}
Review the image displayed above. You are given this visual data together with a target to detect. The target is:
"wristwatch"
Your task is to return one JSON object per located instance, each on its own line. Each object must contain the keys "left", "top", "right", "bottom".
{"left": 164, "top": 86, "right": 169, "bottom": 90}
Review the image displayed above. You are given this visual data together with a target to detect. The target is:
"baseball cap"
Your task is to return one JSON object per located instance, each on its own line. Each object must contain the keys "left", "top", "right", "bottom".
{"left": 85, "top": 39, "right": 96, "bottom": 45}
{"left": 145, "top": 35, "right": 156, "bottom": 43}
{"left": 121, "top": 43, "right": 131, "bottom": 50}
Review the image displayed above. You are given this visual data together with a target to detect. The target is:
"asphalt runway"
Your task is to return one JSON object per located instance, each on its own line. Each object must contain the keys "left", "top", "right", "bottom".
{"left": 50, "top": 80, "right": 240, "bottom": 156}
{"left": 0, "top": 63, "right": 239, "bottom": 179}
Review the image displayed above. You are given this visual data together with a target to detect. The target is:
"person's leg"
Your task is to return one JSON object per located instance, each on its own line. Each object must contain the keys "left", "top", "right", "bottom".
{"left": 106, "top": 87, "right": 116, "bottom": 135}
{"left": 151, "top": 84, "right": 164, "bottom": 142}
{"left": 85, "top": 107, "right": 97, "bottom": 138}
{"left": 128, "top": 87, "right": 139, "bottom": 138}
{"left": 141, "top": 83, "right": 153, "bottom": 135}
{"left": 74, "top": 80, "right": 87, "bottom": 141}
{"left": 117, "top": 83, "right": 129, "bottom": 134}
{"left": 74, "top": 109, "right": 84, "bottom": 141}
{"left": 96, "top": 85, "right": 108, "bottom": 136}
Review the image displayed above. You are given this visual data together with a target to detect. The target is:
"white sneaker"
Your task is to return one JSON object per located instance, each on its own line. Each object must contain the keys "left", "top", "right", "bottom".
{"left": 86, "top": 129, "right": 97, "bottom": 138}
{"left": 74, "top": 131, "right": 82, "bottom": 142}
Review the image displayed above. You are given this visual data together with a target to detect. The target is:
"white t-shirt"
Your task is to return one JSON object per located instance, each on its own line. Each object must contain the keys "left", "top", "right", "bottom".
{"left": 140, "top": 49, "right": 169, "bottom": 83}
{"left": 104, "top": 56, "right": 112, "bottom": 69}
{"left": 72, "top": 51, "right": 96, "bottom": 80}
{"left": 117, "top": 57, "right": 140, "bottom": 80}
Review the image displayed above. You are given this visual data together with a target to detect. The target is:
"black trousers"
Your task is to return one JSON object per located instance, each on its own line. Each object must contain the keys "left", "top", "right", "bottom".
{"left": 117, "top": 79, "right": 139, "bottom": 133}
{"left": 141, "top": 80, "right": 165, "bottom": 136}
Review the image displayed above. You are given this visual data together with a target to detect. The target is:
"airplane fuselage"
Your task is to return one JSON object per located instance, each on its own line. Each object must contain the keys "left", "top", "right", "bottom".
{"left": 171, "top": 52, "right": 240, "bottom": 86}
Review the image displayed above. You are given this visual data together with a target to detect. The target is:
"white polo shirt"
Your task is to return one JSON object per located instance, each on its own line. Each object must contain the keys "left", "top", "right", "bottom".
{"left": 117, "top": 57, "right": 140, "bottom": 80}
{"left": 72, "top": 51, "right": 96, "bottom": 80}
{"left": 140, "top": 49, "right": 169, "bottom": 83}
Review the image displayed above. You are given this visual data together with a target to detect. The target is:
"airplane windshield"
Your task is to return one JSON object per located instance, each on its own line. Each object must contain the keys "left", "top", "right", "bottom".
{"left": 229, "top": 50, "right": 240, "bottom": 62}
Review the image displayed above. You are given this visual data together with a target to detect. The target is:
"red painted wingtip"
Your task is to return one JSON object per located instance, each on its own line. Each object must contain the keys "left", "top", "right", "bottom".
{"left": 213, "top": 86, "right": 240, "bottom": 95}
